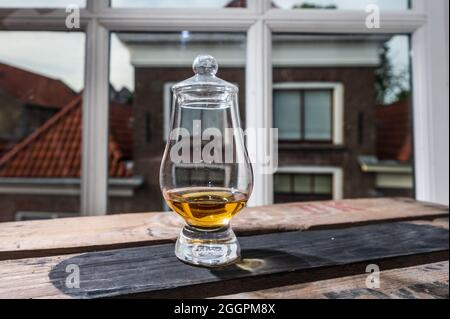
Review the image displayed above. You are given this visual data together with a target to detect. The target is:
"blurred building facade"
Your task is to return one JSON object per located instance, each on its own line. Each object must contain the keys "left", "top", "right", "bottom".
{"left": 0, "top": 33, "right": 413, "bottom": 221}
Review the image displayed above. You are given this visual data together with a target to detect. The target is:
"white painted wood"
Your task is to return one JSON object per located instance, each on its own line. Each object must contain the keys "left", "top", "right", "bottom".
{"left": 81, "top": 17, "right": 110, "bottom": 215}
{"left": 97, "top": 8, "right": 256, "bottom": 32}
{"left": 266, "top": 9, "right": 426, "bottom": 34}
{"left": 246, "top": 20, "right": 273, "bottom": 206}
{"left": 119, "top": 33, "right": 382, "bottom": 68}
{"left": 0, "top": 8, "right": 90, "bottom": 30}
{"left": 275, "top": 166, "right": 343, "bottom": 200}
{"left": 411, "top": 0, "right": 449, "bottom": 205}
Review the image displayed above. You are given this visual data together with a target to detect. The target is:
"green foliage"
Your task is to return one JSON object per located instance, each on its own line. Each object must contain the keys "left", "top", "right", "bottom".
{"left": 293, "top": 2, "right": 337, "bottom": 9}
{"left": 375, "top": 43, "right": 410, "bottom": 105}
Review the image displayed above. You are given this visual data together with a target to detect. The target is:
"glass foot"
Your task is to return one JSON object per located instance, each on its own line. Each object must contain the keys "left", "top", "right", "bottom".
{"left": 175, "top": 224, "right": 240, "bottom": 267}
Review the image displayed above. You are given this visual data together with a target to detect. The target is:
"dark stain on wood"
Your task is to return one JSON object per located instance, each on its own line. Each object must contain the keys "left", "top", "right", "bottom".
{"left": 48, "top": 222, "right": 449, "bottom": 299}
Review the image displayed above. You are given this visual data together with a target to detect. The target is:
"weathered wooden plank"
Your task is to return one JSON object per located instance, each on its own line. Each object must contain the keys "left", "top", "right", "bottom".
{"left": 0, "top": 198, "right": 447, "bottom": 261}
{"left": 213, "top": 261, "right": 449, "bottom": 299}
{"left": 0, "top": 219, "right": 447, "bottom": 299}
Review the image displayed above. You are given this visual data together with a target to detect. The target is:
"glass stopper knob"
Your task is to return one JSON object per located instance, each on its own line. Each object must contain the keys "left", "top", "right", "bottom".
{"left": 193, "top": 54, "right": 218, "bottom": 76}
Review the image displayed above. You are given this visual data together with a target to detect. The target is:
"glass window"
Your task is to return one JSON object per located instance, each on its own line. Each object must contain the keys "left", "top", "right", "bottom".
{"left": 304, "top": 90, "right": 332, "bottom": 141}
{"left": 274, "top": 174, "right": 291, "bottom": 193}
{"left": 274, "top": 89, "right": 332, "bottom": 142}
{"left": 0, "top": 0, "right": 85, "bottom": 8}
{"left": 111, "top": 0, "right": 246, "bottom": 8}
{"left": 314, "top": 174, "right": 332, "bottom": 194}
{"left": 0, "top": 31, "right": 85, "bottom": 222}
{"left": 273, "top": 33, "right": 414, "bottom": 201}
{"left": 273, "top": 90, "right": 302, "bottom": 141}
{"left": 293, "top": 174, "right": 310, "bottom": 193}
{"left": 108, "top": 31, "right": 246, "bottom": 214}
{"left": 274, "top": 173, "right": 333, "bottom": 203}
{"left": 272, "top": 0, "right": 409, "bottom": 10}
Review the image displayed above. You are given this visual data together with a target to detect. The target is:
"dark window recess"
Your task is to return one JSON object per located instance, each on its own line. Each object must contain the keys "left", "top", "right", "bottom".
{"left": 273, "top": 173, "right": 333, "bottom": 204}
{"left": 273, "top": 88, "right": 333, "bottom": 144}
{"left": 175, "top": 167, "right": 226, "bottom": 187}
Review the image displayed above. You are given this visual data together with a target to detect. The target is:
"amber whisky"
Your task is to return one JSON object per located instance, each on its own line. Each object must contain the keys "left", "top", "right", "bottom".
{"left": 164, "top": 187, "right": 248, "bottom": 229}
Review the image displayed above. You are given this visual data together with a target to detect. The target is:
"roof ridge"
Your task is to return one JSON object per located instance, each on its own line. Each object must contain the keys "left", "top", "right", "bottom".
{"left": 0, "top": 95, "right": 82, "bottom": 168}
{"left": 0, "top": 62, "right": 71, "bottom": 87}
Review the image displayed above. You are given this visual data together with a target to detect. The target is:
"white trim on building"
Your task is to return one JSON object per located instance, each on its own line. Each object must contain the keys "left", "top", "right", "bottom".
{"left": 273, "top": 82, "right": 344, "bottom": 145}
{"left": 275, "top": 166, "right": 344, "bottom": 200}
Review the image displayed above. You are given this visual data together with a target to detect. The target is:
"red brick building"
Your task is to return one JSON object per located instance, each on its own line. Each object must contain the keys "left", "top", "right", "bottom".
{"left": 0, "top": 33, "right": 413, "bottom": 221}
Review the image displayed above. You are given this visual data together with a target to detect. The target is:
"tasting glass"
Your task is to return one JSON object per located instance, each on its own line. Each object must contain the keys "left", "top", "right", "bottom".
{"left": 160, "top": 55, "right": 253, "bottom": 267}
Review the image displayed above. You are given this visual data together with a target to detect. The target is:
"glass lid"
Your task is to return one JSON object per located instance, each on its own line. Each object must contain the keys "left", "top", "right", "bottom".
{"left": 172, "top": 54, "right": 238, "bottom": 94}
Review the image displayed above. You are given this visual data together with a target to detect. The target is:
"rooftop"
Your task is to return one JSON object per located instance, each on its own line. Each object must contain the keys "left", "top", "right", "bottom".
{"left": 0, "top": 96, "right": 132, "bottom": 178}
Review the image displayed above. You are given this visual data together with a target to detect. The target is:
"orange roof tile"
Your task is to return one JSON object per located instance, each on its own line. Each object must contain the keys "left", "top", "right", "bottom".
{"left": 0, "top": 96, "right": 132, "bottom": 178}
{"left": 110, "top": 102, "right": 133, "bottom": 160}
{"left": 0, "top": 62, "right": 77, "bottom": 109}
{"left": 376, "top": 100, "right": 412, "bottom": 162}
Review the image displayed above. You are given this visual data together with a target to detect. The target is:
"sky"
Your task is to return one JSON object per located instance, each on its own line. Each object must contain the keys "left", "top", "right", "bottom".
{"left": 0, "top": 31, "right": 85, "bottom": 91}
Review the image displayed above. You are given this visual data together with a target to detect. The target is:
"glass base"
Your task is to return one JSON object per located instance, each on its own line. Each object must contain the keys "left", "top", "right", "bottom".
{"left": 175, "top": 224, "right": 240, "bottom": 268}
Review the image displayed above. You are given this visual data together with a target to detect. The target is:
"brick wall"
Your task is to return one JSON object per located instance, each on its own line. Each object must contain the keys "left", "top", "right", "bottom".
{"left": 112, "top": 65, "right": 377, "bottom": 213}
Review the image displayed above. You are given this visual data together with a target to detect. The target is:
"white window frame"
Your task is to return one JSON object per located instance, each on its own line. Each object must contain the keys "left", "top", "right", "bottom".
{"left": 273, "top": 82, "right": 344, "bottom": 145}
{"left": 0, "top": 0, "right": 448, "bottom": 214}
{"left": 275, "top": 166, "right": 343, "bottom": 200}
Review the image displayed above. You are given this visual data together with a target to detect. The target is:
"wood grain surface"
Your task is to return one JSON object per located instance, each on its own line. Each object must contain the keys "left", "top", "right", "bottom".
{"left": 0, "top": 219, "right": 447, "bottom": 299}
{"left": 213, "top": 261, "right": 449, "bottom": 299}
{"left": 0, "top": 198, "right": 447, "bottom": 261}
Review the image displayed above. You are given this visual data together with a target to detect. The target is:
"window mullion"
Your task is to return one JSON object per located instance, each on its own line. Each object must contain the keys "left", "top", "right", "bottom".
{"left": 411, "top": 0, "right": 449, "bottom": 205}
{"left": 81, "top": 18, "right": 110, "bottom": 215}
{"left": 246, "top": 20, "right": 273, "bottom": 206}
{"left": 87, "top": 0, "right": 109, "bottom": 14}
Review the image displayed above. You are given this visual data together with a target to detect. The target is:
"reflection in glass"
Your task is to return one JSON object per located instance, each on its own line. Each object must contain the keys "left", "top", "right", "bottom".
{"left": 108, "top": 32, "right": 247, "bottom": 214}
{"left": 273, "top": 33, "right": 413, "bottom": 202}
{"left": 274, "top": 90, "right": 302, "bottom": 141}
{"left": 0, "top": 0, "right": 85, "bottom": 7}
{"left": 272, "top": 0, "right": 409, "bottom": 10}
{"left": 0, "top": 31, "right": 85, "bottom": 222}
{"left": 111, "top": 0, "right": 246, "bottom": 8}
{"left": 304, "top": 90, "right": 332, "bottom": 141}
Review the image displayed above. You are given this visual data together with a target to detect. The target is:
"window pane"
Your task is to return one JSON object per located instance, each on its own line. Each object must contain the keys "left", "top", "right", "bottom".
{"left": 314, "top": 175, "right": 332, "bottom": 194}
{"left": 304, "top": 90, "right": 332, "bottom": 141}
{"left": 273, "top": 90, "right": 302, "bottom": 141}
{"left": 108, "top": 31, "right": 246, "bottom": 213}
{"left": 0, "top": 0, "right": 85, "bottom": 7}
{"left": 274, "top": 174, "right": 290, "bottom": 193}
{"left": 273, "top": 33, "right": 414, "bottom": 202}
{"left": 272, "top": 0, "right": 409, "bottom": 10}
{"left": 111, "top": 0, "right": 246, "bottom": 8}
{"left": 0, "top": 31, "right": 85, "bottom": 222}
{"left": 293, "top": 174, "right": 311, "bottom": 193}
